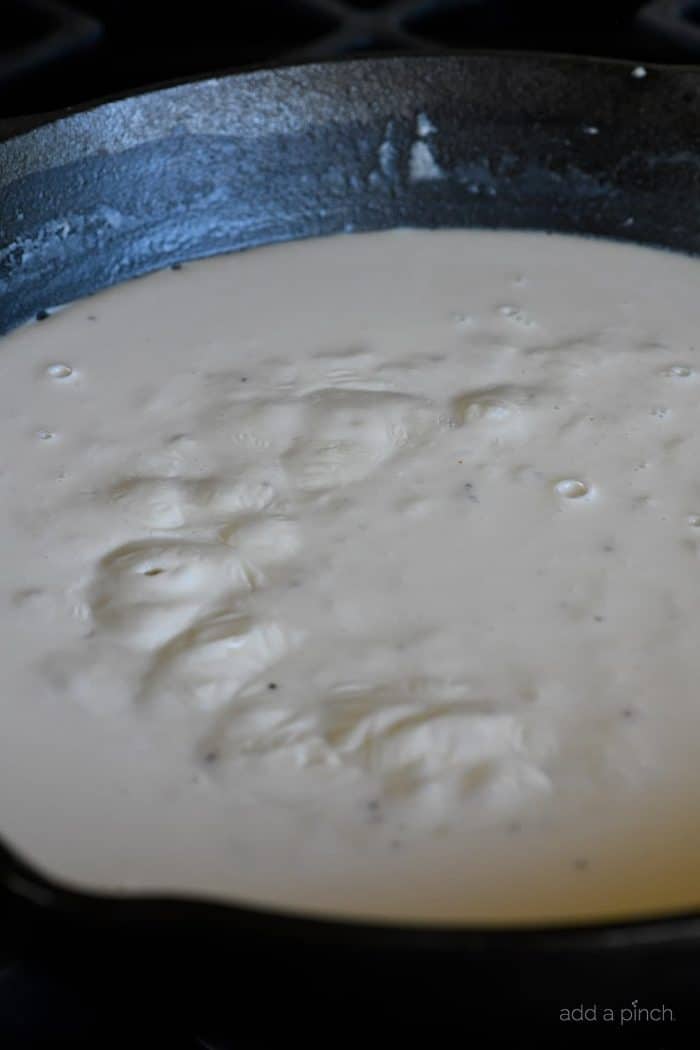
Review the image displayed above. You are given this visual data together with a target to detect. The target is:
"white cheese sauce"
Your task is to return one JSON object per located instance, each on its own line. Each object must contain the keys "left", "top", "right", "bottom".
{"left": 2, "top": 228, "right": 700, "bottom": 923}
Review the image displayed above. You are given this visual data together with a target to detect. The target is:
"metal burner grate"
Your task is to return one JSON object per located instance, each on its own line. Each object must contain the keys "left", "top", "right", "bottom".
{"left": 640, "top": 0, "right": 700, "bottom": 50}
{"left": 1, "top": 0, "right": 100, "bottom": 85}
{"left": 1, "top": 1, "right": 700, "bottom": 120}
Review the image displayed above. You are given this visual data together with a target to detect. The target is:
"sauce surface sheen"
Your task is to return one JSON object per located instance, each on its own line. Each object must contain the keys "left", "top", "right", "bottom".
{"left": 2, "top": 228, "right": 700, "bottom": 923}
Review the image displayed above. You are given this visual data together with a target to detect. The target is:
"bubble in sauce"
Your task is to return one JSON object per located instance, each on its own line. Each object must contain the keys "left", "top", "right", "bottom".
{"left": 555, "top": 479, "right": 589, "bottom": 499}
{"left": 46, "top": 364, "right": 73, "bottom": 379}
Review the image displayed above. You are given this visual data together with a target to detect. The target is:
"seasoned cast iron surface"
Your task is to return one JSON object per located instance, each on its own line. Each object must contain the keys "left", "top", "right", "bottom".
{"left": 1, "top": 55, "right": 700, "bottom": 338}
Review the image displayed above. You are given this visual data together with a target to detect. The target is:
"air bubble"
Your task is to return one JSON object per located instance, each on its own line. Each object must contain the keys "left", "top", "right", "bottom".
{"left": 631, "top": 66, "right": 647, "bottom": 79}
{"left": 583, "top": 125, "right": 599, "bottom": 135}
{"left": 555, "top": 478, "right": 589, "bottom": 499}
{"left": 451, "top": 312, "right": 474, "bottom": 326}
{"left": 37, "top": 430, "right": 55, "bottom": 441}
{"left": 47, "top": 363, "right": 72, "bottom": 379}
{"left": 666, "top": 365, "right": 692, "bottom": 377}
{"left": 497, "top": 304, "right": 534, "bottom": 327}
{"left": 688, "top": 516, "right": 700, "bottom": 528}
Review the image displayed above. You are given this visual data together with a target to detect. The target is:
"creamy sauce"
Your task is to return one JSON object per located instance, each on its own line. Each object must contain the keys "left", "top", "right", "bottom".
{"left": 2, "top": 228, "right": 700, "bottom": 924}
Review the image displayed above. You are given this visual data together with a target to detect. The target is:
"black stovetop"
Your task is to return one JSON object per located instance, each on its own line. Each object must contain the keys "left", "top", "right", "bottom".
{"left": 2, "top": 0, "right": 700, "bottom": 120}
{"left": 2, "top": 2, "right": 700, "bottom": 1046}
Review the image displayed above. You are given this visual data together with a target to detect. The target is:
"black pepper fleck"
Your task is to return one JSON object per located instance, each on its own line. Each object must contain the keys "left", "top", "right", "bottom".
{"left": 367, "top": 799, "right": 382, "bottom": 823}
{"left": 87, "top": 315, "right": 97, "bottom": 322}
{"left": 507, "top": 820, "right": 522, "bottom": 834}
{"left": 622, "top": 707, "right": 636, "bottom": 720}
{"left": 204, "top": 751, "right": 219, "bottom": 764}
{"left": 573, "top": 858, "right": 589, "bottom": 871}
{"left": 464, "top": 482, "right": 479, "bottom": 503}
{"left": 267, "top": 682, "right": 278, "bottom": 690}
{"left": 36, "top": 309, "right": 49, "bottom": 322}
{"left": 240, "top": 377, "right": 248, "bottom": 383}
{"left": 594, "top": 615, "right": 605, "bottom": 623}
{"left": 171, "top": 262, "right": 183, "bottom": 271}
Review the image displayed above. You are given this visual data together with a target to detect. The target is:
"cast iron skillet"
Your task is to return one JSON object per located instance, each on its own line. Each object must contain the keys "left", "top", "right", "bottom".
{"left": 1, "top": 55, "right": 700, "bottom": 1037}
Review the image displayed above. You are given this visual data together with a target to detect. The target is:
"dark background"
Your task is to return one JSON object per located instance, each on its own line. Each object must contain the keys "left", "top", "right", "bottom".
{"left": 2, "top": 2, "right": 700, "bottom": 1047}
{"left": 2, "top": 0, "right": 700, "bottom": 119}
